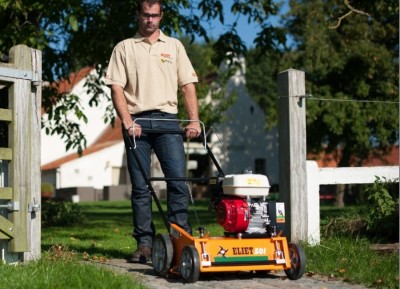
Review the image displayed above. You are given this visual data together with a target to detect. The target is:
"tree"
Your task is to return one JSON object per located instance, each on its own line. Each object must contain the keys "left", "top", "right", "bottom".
{"left": 285, "top": 0, "right": 399, "bottom": 165}
{"left": 245, "top": 49, "right": 281, "bottom": 130}
{"left": 0, "top": 0, "right": 282, "bottom": 153}
{"left": 246, "top": 0, "right": 398, "bottom": 166}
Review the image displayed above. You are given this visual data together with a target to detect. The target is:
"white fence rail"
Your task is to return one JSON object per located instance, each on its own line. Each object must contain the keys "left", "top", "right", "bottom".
{"left": 306, "top": 161, "right": 399, "bottom": 245}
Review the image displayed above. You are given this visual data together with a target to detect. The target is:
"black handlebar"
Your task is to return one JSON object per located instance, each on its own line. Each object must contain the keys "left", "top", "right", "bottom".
{"left": 141, "top": 129, "right": 186, "bottom": 135}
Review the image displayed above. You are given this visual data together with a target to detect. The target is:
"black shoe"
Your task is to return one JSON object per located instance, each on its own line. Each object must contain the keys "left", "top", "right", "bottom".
{"left": 128, "top": 246, "right": 152, "bottom": 264}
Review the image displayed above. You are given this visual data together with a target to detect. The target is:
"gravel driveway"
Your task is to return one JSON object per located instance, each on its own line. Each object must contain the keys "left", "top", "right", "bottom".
{"left": 95, "top": 259, "right": 372, "bottom": 289}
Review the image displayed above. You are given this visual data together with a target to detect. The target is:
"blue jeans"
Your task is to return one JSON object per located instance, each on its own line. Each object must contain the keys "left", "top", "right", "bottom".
{"left": 122, "top": 111, "right": 191, "bottom": 248}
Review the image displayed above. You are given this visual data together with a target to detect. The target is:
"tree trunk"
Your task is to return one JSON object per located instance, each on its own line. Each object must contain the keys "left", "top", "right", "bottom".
{"left": 335, "top": 183, "right": 345, "bottom": 207}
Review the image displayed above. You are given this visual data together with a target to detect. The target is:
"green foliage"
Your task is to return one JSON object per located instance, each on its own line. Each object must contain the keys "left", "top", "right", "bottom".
{"left": 245, "top": 0, "right": 399, "bottom": 165}
{"left": 367, "top": 177, "right": 398, "bottom": 219}
{"left": 42, "top": 200, "right": 86, "bottom": 227}
{"left": 320, "top": 178, "right": 400, "bottom": 243}
{"left": 284, "top": 0, "right": 399, "bottom": 164}
{"left": 245, "top": 49, "right": 281, "bottom": 129}
{"left": 364, "top": 176, "right": 399, "bottom": 240}
{"left": 42, "top": 92, "right": 88, "bottom": 154}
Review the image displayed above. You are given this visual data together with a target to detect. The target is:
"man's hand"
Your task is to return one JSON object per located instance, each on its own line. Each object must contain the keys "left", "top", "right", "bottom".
{"left": 124, "top": 121, "right": 142, "bottom": 138}
{"left": 184, "top": 121, "right": 201, "bottom": 139}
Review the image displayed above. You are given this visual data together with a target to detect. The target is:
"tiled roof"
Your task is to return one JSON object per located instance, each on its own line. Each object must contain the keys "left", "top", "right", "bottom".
{"left": 54, "top": 66, "right": 94, "bottom": 94}
{"left": 361, "top": 146, "right": 399, "bottom": 166}
{"left": 309, "top": 146, "right": 399, "bottom": 167}
{"left": 93, "top": 118, "right": 123, "bottom": 144}
{"left": 41, "top": 66, "right": 95, "bottom": 115}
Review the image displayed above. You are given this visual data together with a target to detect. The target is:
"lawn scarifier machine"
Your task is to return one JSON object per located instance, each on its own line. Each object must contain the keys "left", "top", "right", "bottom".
{"left": 125, "top": 120, "right": 306, "bottom": 283}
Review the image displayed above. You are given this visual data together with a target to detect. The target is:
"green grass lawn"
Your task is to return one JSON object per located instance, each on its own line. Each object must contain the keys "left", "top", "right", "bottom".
{"left": 41, "top": 200, "right": 222, "bottom": 259}
{"left": 0, "top": 255, "right": 146, "bottom": 289}
{"left": 42, "top": 201, "right": 136, "bottom": 259}
{"left": 1, "top": 200, "right": 398, "bottom": 289}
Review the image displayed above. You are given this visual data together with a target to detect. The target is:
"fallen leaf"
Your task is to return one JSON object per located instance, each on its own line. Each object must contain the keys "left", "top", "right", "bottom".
{"left": 99, "top": 256, "right": 108, "bottom": 262}
{"left": 374, "top": 279, "right": 383, "bottom": 284}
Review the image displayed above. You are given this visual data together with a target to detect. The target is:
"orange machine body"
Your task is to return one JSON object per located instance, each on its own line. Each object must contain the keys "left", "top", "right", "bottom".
{"left": 168, "top": 223, "right": 291, "bottom": 274}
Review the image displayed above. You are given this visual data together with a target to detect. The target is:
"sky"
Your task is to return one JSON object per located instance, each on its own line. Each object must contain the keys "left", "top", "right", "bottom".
{"left": 197, "top": 0, "right": 289, "bottom": 48}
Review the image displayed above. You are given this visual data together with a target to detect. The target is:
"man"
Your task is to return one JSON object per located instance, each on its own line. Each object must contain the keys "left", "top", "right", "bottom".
{"left": 105, "top": 0, "right": 201, "bottom": 263}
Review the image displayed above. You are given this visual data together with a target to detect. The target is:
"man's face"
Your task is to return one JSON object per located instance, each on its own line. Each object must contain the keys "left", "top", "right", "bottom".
{"left": 139, "top": 2, "right": 163, "bottom": 36}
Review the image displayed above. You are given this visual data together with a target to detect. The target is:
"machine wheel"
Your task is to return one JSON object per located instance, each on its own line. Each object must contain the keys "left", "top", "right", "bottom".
{"left": 152, "top": 234, "right": 173, "bottom": 276}
{"left": 180, "top": 245, "right": 200, "bottom": 283}
{"left": 284, "top": 242, "right": 306, "bottom": 280}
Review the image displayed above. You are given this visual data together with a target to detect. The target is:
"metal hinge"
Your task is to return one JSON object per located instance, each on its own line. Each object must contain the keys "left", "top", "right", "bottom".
{"left": 0, "top": 201, "right": 20, "bottom": 211}
{"left": 28, "top": 199, "right": 41, "bottom": 213}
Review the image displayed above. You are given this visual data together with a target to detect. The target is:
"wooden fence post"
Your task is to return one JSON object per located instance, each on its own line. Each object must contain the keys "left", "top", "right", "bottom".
{"left": 0, "top": 45, "right": 41, "bottom": 262}
{"left": 277, "top": 69, "right": 308, "bottom": 243}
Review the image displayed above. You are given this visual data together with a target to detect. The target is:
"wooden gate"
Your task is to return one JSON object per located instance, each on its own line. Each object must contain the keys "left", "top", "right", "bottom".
{"left": 0, "top": 45, "right": 41, "bottom": 262}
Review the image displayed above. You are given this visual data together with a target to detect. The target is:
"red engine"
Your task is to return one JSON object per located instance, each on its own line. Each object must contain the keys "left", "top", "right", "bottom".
{"left": 216, "top": 197, "right": 250, "bottom": 233}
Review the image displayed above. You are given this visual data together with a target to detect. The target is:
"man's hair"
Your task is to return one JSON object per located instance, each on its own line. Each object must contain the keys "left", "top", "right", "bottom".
{"left": 137, "top": 0, "right": 163, "bottom": 13}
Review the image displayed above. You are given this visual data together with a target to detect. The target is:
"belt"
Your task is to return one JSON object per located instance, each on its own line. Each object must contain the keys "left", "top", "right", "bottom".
{"left": 133, "top": 110, "right": 165, "bottom": 117}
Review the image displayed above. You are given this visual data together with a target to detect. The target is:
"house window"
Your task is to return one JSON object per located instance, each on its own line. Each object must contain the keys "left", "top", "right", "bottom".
{"left": 254, "top": 158, "right": 266, "bottom": 174}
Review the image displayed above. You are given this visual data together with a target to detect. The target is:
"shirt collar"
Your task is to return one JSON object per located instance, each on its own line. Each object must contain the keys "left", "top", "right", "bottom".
{"left": 133, "top": 30, "right": 167, "bottom": 43}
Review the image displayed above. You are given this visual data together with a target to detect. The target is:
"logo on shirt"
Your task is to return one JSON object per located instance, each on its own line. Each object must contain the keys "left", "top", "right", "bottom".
{"left": 161, "top": 59, "right": 173, "bottom": 64}
{"left": 161, "top": 53, "right": 173, "bottom": 64}
{"left": 161, "top": 53, "right": 172, "bottom": 59}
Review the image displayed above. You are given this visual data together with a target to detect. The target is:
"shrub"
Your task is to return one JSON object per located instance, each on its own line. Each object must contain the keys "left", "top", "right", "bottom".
{"left": 364, "top": 176, "right": 399, "bottom": 242}
{"left": 42, "top": 200, "right": 86, "bottom": 227}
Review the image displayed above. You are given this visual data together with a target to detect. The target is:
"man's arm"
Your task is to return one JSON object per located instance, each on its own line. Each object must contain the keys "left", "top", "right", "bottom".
{"left": 181, "top": 82, "right": 201, "bottom": 138}
{"left": 110, "top": 84, "right": 141, "bottom": 137}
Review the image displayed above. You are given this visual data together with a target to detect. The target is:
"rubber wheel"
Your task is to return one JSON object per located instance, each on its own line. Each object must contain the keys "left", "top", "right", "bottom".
{"left": 179, "top": 245, "right": 200, "bottom": 283}
{"left": 284, "top": 242, "right": 306, "bottom": 280}
{"left": 152, "top": 234, "right": 173, "bottom": 276}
